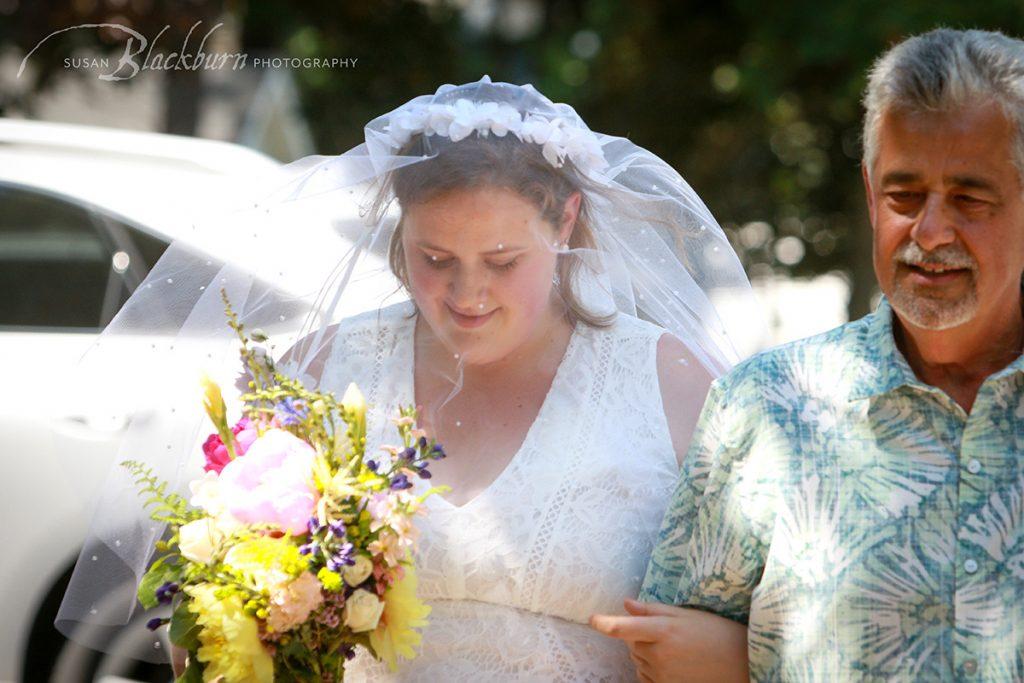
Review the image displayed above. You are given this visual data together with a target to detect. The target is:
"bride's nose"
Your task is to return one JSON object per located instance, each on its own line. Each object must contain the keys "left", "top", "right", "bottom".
{"left": 447, "top": 265, "right": 488, "bottom": 310}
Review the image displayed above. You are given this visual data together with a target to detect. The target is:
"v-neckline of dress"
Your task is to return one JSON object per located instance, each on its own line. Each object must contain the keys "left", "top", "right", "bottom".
{"left": 397, "top": 314, "right": 584, "bottom": 511}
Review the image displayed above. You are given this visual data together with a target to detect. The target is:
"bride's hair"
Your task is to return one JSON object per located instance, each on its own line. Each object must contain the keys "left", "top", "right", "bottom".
{"left": 378, "top": 133, "right": 614, "bottom": 328}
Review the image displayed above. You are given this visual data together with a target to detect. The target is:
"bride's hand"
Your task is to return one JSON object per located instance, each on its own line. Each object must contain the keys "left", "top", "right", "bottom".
{"left": 589, "top": 599, "right": 748, "bottom": 683}
{"left": 171, "top": 644, "right": 188, "bottom": 678}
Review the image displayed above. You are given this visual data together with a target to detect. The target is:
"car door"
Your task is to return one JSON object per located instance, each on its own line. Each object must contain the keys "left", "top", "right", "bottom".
{"left": 0, "top": 181, "right": 172, "bottom": 681}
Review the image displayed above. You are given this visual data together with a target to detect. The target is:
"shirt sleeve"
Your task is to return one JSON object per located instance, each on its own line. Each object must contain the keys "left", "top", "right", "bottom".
{"left": 640, "top": 371, "right": 770, "bottom": 624}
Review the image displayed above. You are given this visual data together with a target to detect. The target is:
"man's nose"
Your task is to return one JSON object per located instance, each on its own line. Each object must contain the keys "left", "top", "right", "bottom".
{"left": 910, "top": 194, "right": 957, "bottom": 252}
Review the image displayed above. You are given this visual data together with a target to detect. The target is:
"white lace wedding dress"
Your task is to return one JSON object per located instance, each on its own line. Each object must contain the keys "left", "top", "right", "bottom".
{"left": 320, "top": 301, "right": 680, "bottom": 682}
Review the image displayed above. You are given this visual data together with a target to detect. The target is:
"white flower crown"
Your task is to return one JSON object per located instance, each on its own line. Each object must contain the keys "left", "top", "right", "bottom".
{"left": 384, "top": 98, "right": 609, "bottom": 174}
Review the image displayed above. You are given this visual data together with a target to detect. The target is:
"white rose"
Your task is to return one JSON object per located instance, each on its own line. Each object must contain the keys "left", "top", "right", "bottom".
{"left": 342, "top": 555, "right": 374, "bottom": 587}
{"left": 188, "top": 472, "right": 225, "bottom": 516}
{"left": 178, "top": 518, "right": 223, "bottom": 564}
{"left": 343, "top": 588, "right": 385, "bottom": 632}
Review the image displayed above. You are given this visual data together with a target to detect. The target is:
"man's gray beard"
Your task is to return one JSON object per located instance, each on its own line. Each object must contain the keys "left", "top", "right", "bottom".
{"left": 889, "top": 241, "right": 979, "bottom": 330}
{"left": 890, "top": 284, "right": 978, "bottom": 330}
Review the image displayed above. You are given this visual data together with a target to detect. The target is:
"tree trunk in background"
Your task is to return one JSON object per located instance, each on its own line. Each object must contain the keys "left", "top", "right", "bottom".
{"left": 847, "top": 212, "right": 876, "bottom": 321}
{"left": 164, "top": 68, "right": 203, "bottom": 136}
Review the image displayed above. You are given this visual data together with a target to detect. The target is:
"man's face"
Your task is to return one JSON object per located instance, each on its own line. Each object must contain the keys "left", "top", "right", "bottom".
{"left": 864, "top": 102, "right": 1024, "bottom": 331}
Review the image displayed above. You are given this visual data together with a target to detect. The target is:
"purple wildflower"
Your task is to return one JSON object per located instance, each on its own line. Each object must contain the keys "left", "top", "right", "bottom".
{"left": 326, "top": 542, "right": 356, "bottom": 571}
{"left": 274, "top": 397, "right": 308, "bottom": 426}
{"left": 365, "top": 459, "right": 378, "bottom": 473}
{"left": 307, "top": 515, "right": 323, "bottom": 535}
{"left": 390, "top": 473, "right": 413, "bottom": 490}
{"left": 328, "top": 519, "right": 347, "bottom": 538}
{"left": 155, "top": 582, "right": 179, "bottom": 605}
{"left": 299, "top": 540, "right": 319, "bottom": 556}
{"left": 146, "top": 617, "right": 166, "bottom": 631}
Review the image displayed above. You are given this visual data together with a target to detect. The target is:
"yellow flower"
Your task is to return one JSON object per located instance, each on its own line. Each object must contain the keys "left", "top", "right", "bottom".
{"left": 200, "top": 374, "right": 227, "bottom": 426}
{"left": 311, "top": 453, "right": 335, "bottom": 494}
{"left": 342, "top": 383, "right": 367, "bottom": 445}
{"left": 200, "top": 374, "right": 237, "bottom": 461}
{"left": 224, "top": 536, "right": 308, "bottom": 593}
{"left": 369, "top": 565, "right": 431, "bottom": 672}
{"left": 185, "top": 583, "right": 273, "bottom": 683}
{"left": 317, "top": 567, "right": 343, "bottom": 592}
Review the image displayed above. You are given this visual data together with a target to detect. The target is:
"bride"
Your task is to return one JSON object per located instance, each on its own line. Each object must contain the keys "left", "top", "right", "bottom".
{"left": 58, "top": 77, "right": 760, "bottom": 681}
{"left": 280, "top": 78, "right": 759, "bottom": 680}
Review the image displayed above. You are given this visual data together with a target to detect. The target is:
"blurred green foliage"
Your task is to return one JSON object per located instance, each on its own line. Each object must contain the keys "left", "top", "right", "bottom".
{"left": 7, "top": 0, "right": 1024, "bottom": 316}
{"left": 242, "top": 0, "right": 1024, "bottom": 317}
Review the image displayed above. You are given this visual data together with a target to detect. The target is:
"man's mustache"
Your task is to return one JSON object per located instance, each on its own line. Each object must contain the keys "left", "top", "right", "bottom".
{"left": 895, "top": 242, "right": 977, "bottom": 271}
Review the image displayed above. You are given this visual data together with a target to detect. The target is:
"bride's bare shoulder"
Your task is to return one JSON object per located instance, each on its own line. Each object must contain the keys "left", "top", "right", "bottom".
{"left": 656, "top": 332, "right": 714, "bottom": 468}
{"left": 277, "top": 301, "right": 415, "bottom": 384}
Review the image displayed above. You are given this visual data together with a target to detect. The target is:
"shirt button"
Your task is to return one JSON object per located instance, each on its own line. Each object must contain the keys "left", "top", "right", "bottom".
{"left": 967, "top": 459, "right": 982, "bottom": 474}
{"left": 964, "top": 558, "right": 979, "bottom": 574}
{"left": 963, "top": 659, "right": 978, "bottom": 675}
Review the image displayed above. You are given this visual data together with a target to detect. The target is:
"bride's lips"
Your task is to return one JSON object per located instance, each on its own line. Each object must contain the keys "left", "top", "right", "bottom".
{"left": 447, "top": 304, "right": 497, "bottom": 328}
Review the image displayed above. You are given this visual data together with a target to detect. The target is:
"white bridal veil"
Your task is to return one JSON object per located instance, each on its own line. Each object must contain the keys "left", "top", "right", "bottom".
{"left": 55, "top": 76, "right": 765, "bottom": 662}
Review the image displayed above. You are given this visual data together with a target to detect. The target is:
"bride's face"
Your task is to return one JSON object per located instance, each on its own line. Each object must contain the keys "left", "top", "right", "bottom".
{"left": 401, "top": 185, "right": 575, "bottom": 365}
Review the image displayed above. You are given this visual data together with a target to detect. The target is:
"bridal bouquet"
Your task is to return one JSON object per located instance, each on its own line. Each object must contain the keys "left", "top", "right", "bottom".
{"left": 124, "top": 292, "right": 446, "bottom": 682}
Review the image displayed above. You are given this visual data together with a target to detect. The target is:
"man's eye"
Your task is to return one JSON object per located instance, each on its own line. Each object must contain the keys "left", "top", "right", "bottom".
{"left": 887, "top": 191, "right": 922, "bottom": 203}
{"left": 954, "top": 194, "right": 985, "bottom": 205}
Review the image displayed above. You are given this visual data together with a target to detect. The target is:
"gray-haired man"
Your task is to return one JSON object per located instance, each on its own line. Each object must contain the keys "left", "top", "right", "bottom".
{"left": 594, "top": 28, "right": 1024, "bottom": 681}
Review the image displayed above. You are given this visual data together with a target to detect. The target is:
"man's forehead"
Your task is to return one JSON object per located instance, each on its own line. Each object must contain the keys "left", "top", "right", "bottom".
{"left": 873, "top": 104, "right": 1018, "bottom": 186}
{"left": 881, "top": 101, "right": 1011, "bottom": 135}
{"left": 879, "top": 169, "right": 1001, "bottom": 192}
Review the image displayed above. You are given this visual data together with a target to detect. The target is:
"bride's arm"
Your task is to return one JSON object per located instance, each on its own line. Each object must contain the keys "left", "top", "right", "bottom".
{"left": 656, "top": 333, "right": 714, "bottom": 468}
{"left": 589, "top": 336, "right": 746, "bottom": 681}
{"left": 171, "top": 644, "right": 187, "bottom": 677}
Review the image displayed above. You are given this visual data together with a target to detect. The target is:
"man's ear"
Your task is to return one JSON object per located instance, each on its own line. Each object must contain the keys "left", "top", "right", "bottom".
{"left": 559, "top": 191, "right": 582, "bottom": 243}
{"left": 862, "top": 163, "right": 877, "bottom": 230}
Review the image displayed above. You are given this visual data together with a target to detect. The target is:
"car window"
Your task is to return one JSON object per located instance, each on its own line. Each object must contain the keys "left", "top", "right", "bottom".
{"left": 97, "top": 217, "right": 170, "bottom": 326}
{"left": 0, "top": 184, "right": 111, "bottom": 328}
{"left": 0, "top": 184, "right": 169, "bottom": 329}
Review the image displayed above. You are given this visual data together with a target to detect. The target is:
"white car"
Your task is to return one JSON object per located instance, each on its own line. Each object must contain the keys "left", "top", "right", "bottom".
{"left": 0, "top": 118, "right": 282, "bottom": 683}
{"left": 0, "top": 119, "right": 392, "bottom": 682}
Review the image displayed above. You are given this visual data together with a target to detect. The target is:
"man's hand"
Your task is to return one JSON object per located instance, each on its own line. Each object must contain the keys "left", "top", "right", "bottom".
{"left": 590, "top": 599, "right": 748, "bottom": 683}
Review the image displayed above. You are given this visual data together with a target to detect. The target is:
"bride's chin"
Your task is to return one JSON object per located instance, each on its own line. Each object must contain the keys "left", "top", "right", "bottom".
{"left": 441, "top": 335, "right": 511, "bottom": 367}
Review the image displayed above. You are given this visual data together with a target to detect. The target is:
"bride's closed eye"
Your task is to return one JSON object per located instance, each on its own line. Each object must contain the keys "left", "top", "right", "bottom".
{"left": 424, "top": 254, "right": 455, "bottom": 269}
{"left": 487, "top": 257, "right": 520, "bottom": 272}
{"left": 422, "top": 254, "right": 521, "bottom": 272}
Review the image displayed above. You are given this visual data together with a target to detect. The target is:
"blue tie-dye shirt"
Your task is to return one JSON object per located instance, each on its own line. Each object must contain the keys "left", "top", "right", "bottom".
{"left": 642, "top": 298, "right": 1024, "bottom": 681}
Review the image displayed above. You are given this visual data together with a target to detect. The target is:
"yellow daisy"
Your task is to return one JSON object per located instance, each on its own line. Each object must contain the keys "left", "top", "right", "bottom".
{"left": 369, "top": 565, "right": 432, "bottom": 672}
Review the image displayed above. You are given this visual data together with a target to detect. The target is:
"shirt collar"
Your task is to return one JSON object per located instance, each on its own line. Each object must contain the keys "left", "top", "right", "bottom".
{"left": 847, "top": 297, "right": 923, "bottom": 401}
{"left": 848, "top": 295, "right": 1024, "bottom": 401}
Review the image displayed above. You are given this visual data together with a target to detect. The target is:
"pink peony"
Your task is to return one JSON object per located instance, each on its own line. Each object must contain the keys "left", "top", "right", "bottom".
{"left": 202, "top": 417, "right": 259, "bottom": 474}
{"left": 217, "top": 428, "right": 317, "bottom": 534}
